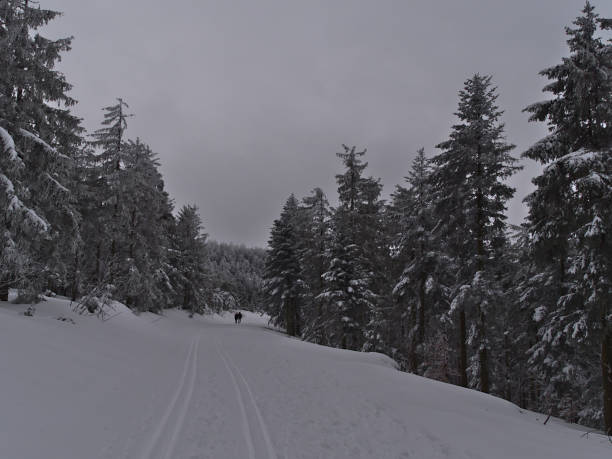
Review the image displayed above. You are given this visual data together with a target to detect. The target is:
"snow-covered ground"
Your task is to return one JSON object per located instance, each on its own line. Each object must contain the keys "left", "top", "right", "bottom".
{"left": 0, "top": 295, "right": 609, "bottom": 459}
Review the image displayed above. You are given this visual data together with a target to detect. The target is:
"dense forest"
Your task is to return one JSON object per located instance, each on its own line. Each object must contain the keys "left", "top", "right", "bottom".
{"left": 0, "top": 1, "right": 264, "bottom": 316}
{"left": 263, "top": 4, "right": 612, "bottom": 433}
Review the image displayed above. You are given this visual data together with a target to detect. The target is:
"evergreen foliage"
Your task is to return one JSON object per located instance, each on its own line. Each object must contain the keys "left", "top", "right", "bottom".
{"left": 206, "top": 241, "right": 265, "bottom": 312}
{"left": 318, "top": 146, "right": 381, "bottom": 350}
{"left": 298, "top": 188, "right": 331, "bottom": 344}
{"left": 0, "top": 0, "right": 82, "bottom": 301}
{"left": 522, "top": 2, "right": 612, "bottom": 431}
{"left": 263, "top": 195, "right": 303, "bottom": 336}
{"left": 431, "top": 73, "right": 520, "bottom": 392}
{"left": 170, "top": 205, "right": 208, "bottom": 315}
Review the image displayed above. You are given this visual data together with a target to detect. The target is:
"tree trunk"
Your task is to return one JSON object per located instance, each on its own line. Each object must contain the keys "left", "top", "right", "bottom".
{"left": 183, "top": 284, "right": 190, "bottom": 310}
{"left": 602, "top": 323, "right": 612, "bottom": 435}
{"left": 95, "top": 243, "right": 101, "bottom": 283}
{"left": 295, "top": 301, "right": 301, "bottom": 337}
{"left": 504, "top": 333, "right": 512, "bottom": 401}
{"left": 475, "top": 143, "right": 489, "bottom": 393}
{"left": 408, "top": 299, "right": 419, "bottom": 372}
{"left": 0, "top": 276, "right": 9, "bottom": 301}
{"left": 285, "top": 298, "right": 295, "bottom": 336}
{"left": 418, "top": 275, "right": 426, "bottom": 346}
{"left": 70, "top": 250, "right": 79, "bottom": 301}
{"left": 459, "top": 308, "right": 468, "bottom": 387}
{"left": 480, "top": 341, "right": 490, "bottom": 393}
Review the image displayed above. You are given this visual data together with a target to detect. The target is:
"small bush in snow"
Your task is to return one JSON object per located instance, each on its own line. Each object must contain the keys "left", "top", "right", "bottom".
{"left": 56, "top": 316, "right": 76, "bottom": 324}
{"left": 14, "top": 289, "right": 44, "bottom": 305}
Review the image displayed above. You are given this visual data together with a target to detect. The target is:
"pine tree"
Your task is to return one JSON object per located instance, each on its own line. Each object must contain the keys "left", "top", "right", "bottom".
{"left": 263, "top": 195, "right": 303, "bottom": 336}
{"left": 319, "top": 145, "right": 381, "bottom": 350}
{"left": 0, "top": 0, "right": 82, "bottom": 300}
{"left": 523, "top": 2, "right": 612, "bottom": 431}
{"left": 299, "top": 188, "right": 331, "bottom": 343}
{"left": 89, "top": 99, "right": 132, "bottom": 286}
{"left": 391, "top": 148, "right": 444, "bottom": 371}
{"left": 170, "top": 205, "right": 208, "bottom": 315}
{"left": 431, "top": 74, "right": 520, "bottom": 392}
{"left": 383, "top": 182, "right": 417, "bottom": 369}
{"left": 116, "top": 138, "right": 174, "bottom": 311}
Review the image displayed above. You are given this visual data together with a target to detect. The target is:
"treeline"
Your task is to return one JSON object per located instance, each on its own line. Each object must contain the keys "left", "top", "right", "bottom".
{"left": 0, "top": 1, "right": 265, "bottom": 315}
{"left": 263, "top": 3, "right": 612, "bottom": 433}
{"left": 206, "top": 241, "right": 265, "bottom": 312}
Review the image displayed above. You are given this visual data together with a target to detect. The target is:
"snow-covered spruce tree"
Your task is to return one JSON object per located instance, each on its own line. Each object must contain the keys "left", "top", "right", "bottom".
{"left": 507, "top": 225, "right": 546, "bottom": 410}
{"left": 430, "top": 74, "right": 520, "bottom": 392}
{"left": 263, "top": 194, "right": 303, "bottom": 337}
{"left": 523, "top": 2, "right": 612, "bottom": 431}
{"left": 298, "top": 188, "right": 331, "bottom": 343}
{"left": 67, "top": 144, "right": 99, "bottom": 300}
{"left": 359, "top": 174, "right": 388, "bottom": 348}
{"left": 383, "top": 181, "right": 418, "bottom": 369}
{"left": 115, "top": 139, "right": 175, "bottom": 311}
{"left": 318, "top": 145, "right": 381, "bottom": 350}
{"left": 88, "top": 98, "right": 132, "bottom": 286}
{"left": 169, "top": 205, "right": 208, "bottom": 315}
{"left": 0, "top": 0, "right": 83, "bottom": 300}
{"left": 391, "top": 148, "right": 446, "bottom": 372}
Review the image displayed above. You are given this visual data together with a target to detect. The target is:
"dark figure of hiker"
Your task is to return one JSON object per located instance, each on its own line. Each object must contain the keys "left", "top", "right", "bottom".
{"left": 234, "top": 311, "right": 242, "bottom": 324}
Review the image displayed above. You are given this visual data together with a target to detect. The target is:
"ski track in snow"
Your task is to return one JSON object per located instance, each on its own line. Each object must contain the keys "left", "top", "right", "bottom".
{"left": 163, "top": 335, "right": 200, "bottom": 459}
{"left": 226, "top": 353, "right": 278, "bottom": 459}
{"left": 218, "top": 344, "right": 256, "bottom": 459}
{"left": 139, "top": 335, "right": 200, "bottom": 459}
{"left": 218, "top": 342, "right": 278, "bottom": 459}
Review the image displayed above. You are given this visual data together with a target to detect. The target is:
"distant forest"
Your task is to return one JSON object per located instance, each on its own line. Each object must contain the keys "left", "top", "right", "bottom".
{"left": 262, "top": 4, "right": 612, "bottom": 433}
{"left": 207, "top": 241, "right": 265, "bottom": 312}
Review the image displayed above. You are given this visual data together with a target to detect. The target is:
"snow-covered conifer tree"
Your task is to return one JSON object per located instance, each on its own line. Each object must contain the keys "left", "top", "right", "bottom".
{"left": 170, "top": 205, "right": 208, "bottom": 315}
{"left": 263, "top": 194, "right": 303, "bottom": 336}
{"left": 523, "top": 2, "right": 612, "bottom": 431}
{"left": 0, "top": 0, "right": 82, "bottom": 300}
{"left": 88, "top": 99, "right": 132, "bottom": 285}
{"left": 391, "top": 148, "right": 445, "bottom": 371}
{"left": 319, "top": 145, "right": 381, "bottom": 350}
{"left": 116, "top": 138, "right": 174, "bottom": 311}
{"left": 299, "top": 188, "right": 331, "bottom": 343}
{"left": 431, "top": 74, "right": 520, "bottom": 392}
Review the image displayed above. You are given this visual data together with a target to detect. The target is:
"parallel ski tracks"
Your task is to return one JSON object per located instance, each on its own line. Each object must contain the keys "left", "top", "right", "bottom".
{"left": 139, "top": 335, "right": 200, "bottom": 459}
{"left": 217, "top": 344, "right": 278, "bottom": 459}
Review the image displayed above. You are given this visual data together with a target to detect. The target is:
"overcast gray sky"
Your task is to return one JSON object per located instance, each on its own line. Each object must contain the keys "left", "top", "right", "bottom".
{"left": 43, "top": 0, "right": 612, "bottom": 247}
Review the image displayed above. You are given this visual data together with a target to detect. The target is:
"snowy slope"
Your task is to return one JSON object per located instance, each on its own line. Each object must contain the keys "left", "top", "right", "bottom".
{"left": 0, "top": 296, "right": 609, "bottom": 459}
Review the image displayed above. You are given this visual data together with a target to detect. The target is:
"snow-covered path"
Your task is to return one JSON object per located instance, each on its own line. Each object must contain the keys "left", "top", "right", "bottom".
{"left": 0, "top": 297, "right": 610, "bottom": 459}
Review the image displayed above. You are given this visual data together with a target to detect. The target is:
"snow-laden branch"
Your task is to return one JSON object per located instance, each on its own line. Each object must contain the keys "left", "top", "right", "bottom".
{"left": 18, "top": 129, "right": 71, "bottom": 160}
{"left": 44, "top": 172, "right": 70, "bottom": 194}
{"left": 0, "top": 126, "right": 24, "bottom": 167}
{"left": 1, "top": 173, "right": 49, "bottom": 233}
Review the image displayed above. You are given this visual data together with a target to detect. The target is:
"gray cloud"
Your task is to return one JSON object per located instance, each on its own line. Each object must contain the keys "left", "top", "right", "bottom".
{"left": 44, "top": 0, "right": 612, "bottom": 246}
